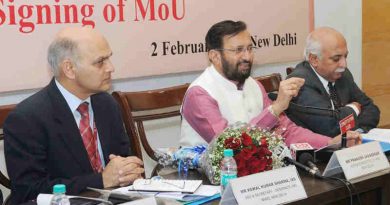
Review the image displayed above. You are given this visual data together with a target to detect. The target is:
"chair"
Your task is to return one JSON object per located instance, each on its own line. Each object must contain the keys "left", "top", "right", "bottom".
{"left": 286, "top": 67, "right": 295, "bottom": 75}
{"left": 254, "top": 73, "right": 282, "bottom": 93}
{"left": 254, "top": 73, "right": 282, "bottom": 100}
{"left": 112, "top": 84, "right": 189, "bottom": 176}
{"left": 0, "top": 104, "right": 16, "bottom": 205}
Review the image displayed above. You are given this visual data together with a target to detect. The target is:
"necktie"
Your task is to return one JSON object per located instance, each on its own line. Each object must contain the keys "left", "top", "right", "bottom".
{"left": 328, "top": 82, "right": 341, "bottom": 109}
{"left": 77, "top": 102, "right": 103, "bottom": 173}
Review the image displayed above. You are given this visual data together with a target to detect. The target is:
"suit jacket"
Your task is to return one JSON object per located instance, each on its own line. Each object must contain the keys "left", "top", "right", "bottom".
{"left": 4, "top": 79, "right": 130, "bottom": 204}
{"left": 286, "top": 61, "right": 380, "bottom": 137}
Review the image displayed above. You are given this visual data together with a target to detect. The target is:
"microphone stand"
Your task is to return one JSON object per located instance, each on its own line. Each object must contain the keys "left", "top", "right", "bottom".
{"left": 341, "top": 133, "right": 347, "bottom": 149}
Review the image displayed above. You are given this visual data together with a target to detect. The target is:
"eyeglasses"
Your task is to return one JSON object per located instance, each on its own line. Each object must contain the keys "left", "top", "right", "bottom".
{"left": 215, "top": 46, "right": 257, "bottom": 55}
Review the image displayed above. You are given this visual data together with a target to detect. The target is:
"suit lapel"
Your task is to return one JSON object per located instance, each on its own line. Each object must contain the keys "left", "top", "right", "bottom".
{"left": 47, "top": 79, "right": 93, "bottom": 172}
{"left": 334, "top": 70, "right": 350, "bottom": 106}
{"left": 303, "top": 62, "right": 329, "bottom": 97}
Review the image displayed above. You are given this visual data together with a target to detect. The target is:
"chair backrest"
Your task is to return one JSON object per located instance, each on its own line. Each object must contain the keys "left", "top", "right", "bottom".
{"left": 112, "top": 84, "right": 189, "bottom": 175}
{"left": 286, "top": 67, "right": 295, "bottom": 75}
{"left": 0, "top": 104, "right": 16, "bottom": 205}
{"left": 0, "top": 104, "right": 15, "bottom": 190}
{"left": 254, "top": 73, "right": 282, "bottom": 93}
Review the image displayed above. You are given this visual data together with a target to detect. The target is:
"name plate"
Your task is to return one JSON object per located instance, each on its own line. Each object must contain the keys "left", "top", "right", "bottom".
{"left": 229, "top": 166, "right": 307, "bottom": 205}
{"left": 324, "top": 141, "right": 390, "bottom": 181}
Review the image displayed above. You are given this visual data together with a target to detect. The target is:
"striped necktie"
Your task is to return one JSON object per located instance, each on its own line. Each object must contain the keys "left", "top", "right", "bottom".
{"left": 77, "top": 102, "right": 103, "bottom": 173}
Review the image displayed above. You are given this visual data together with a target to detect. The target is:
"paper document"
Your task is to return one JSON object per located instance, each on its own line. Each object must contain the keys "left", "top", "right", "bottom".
{"left": 37, "top": 194, "right": 111, "bottom": 205}
{"left": 131, "top": 178, "right": 202, "bottom": 193}
{"left": 113, "top": 184, "right": 220, "bottom": 202}
{"left": 362, "top": 128, "right": 390, "bottom": 143}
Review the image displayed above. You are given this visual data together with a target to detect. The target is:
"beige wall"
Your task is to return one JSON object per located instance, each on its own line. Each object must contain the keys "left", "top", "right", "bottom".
{"left": 363, "top": 0, "right": 390, "bottom": 127}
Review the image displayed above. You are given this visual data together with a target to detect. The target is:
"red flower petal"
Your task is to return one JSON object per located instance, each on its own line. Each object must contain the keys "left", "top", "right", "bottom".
{"left": 241, "top": 132, "right": 253, "bottom": 146}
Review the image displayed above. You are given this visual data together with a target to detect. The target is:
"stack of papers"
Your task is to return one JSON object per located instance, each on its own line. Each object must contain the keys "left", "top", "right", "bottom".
{"left": 113, "top": 184, "right": 221, "bottom": 202}
{"left": 131, "top": 179, "right": 202, "bottom": 193}
{"left": 362, "top": 128, "right": 390, "bottom": 152}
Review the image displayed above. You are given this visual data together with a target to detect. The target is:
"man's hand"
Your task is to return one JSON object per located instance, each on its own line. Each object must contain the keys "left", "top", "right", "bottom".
{"left": 328, "top": 131, "right": 362, "bottom": 147}
{"left": 272, "top": 77, "right": 305, "bottom": 116}
{"left": 102, "top": 154, "right": 144, "bottom": 188}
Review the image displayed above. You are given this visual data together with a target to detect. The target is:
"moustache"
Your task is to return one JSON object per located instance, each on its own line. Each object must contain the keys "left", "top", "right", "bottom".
{"left": 335, "top": 67, "right": 346, "bottom": 73}
{"left": 238, "top": 60, "right": 252, "bottom": 66}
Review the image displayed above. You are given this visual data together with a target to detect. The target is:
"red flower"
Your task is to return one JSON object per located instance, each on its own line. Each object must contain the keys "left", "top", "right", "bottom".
{"left": 224, "top": 137, "right": 241, "bottom": 150}
{"left": 260, "top": 138, "right": 268, "bottom": 147}
{"left": 238, "top": 169, "right": 250, "bottom": 177}
{"left": 241, "top": 132, "right": 253, "bottom": 146}
{"left": 221, "top": 131, "right": 276, "bottom": 178}
{"left": 235, "top": 156, "right": 246, "bottom": 170}
{"left": 240, "top": 147, "right": 255, "bottom": 160}
{"left": 248, "top": 158, "right": 262, "bottom": 174}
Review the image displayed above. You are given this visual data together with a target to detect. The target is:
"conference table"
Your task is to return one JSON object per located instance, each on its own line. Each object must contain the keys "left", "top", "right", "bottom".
{"left": 21, "top": 158, "right": 390, "bottom": 205}
{"left": 95, "top": 126, "right": 390, "bottom": 205}
{"left": 19, "top": 127, "right": 390, "bottom": 205}
{"left": 74, "top": 161, "right": 390, "bottom": 205}
{"left": 158, "top": 163, "right": 390, "bottom": 205}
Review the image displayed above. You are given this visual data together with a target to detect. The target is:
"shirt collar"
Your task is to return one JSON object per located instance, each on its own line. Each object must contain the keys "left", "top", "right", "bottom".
{"left": 309, "top": 63, "right": 332, "bottom": 93}
{"left": 55, "top": 79, "right": 91, "bottom": 113}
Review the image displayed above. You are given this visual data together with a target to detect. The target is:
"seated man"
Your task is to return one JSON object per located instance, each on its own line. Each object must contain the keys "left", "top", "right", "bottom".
{"left": 4, "top": 27, "right": 144, "bottom": 204}
{"left": 287, "top": 27, "right": 380, "bottom": 137}
{"left": 180, "top": 20, "right": 361, "bottom": 149}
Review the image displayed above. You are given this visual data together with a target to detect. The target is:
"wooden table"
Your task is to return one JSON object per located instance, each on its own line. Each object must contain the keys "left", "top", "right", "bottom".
{"left": 22, "top": 164, "right": 390, "bottom": 205}
{"left": 72, "top": 164, "right": 390, "bottom": 205}
{"left": 290, "top": 167, "right": 390, "bottom": 205}
{"left": 158, "top": 164, "right": 390, "bottom": 205}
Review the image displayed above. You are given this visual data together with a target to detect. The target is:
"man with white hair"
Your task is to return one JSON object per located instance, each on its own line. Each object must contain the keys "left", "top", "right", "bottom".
{"left": 287, "top": 27, "right": 380, "bottom": 137}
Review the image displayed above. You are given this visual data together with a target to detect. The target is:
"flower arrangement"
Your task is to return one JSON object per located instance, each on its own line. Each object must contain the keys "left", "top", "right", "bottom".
{"left": 201, "top": 122, "right": 286, "bottom": 184}
{"left": 155, "top": 123, "right": 287, "bottom": 185}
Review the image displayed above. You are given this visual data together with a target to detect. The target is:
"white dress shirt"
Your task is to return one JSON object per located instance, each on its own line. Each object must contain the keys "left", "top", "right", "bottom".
{"left": 55, "top": 80, "right": 106, "bottom": 167}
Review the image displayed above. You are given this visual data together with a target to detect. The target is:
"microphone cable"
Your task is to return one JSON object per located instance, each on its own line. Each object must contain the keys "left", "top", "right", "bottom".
{"left": 290, "top": 154, "right": 361, "bottom": 205}
{"left": 314, "top": 173, "right": 361, "bottom": 205}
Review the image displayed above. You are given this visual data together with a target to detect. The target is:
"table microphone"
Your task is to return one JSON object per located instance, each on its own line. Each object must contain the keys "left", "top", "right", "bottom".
{"left": 283, "top": 157, "right": 322, "bottom": 178}
{"left": 298, "top": 152, "right": 320, "bottom": 173}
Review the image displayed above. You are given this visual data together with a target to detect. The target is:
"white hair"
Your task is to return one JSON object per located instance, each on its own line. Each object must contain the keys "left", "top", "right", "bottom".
{"left": 47, "top": 38, "right": 79, "bottom": 77}
{"left": 304, "top": 33, "right": 322, "bottom": 61}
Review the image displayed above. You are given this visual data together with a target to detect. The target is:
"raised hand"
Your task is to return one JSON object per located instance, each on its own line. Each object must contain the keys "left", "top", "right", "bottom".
{"left": 272, "top": 77, "right": 305, "bottom": 116}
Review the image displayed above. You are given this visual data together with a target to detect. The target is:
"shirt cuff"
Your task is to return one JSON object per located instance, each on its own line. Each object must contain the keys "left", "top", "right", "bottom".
{"left": 268, "top": 105, "right": 278, "bottom": 118}
{"left": 346, "top": 104, "right": 360, "bottom": 116}
{"left": 354, "top": 128, "right": 365, "bottom": 133}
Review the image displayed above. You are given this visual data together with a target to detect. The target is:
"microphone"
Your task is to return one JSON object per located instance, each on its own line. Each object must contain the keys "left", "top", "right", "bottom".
{"left": 288, "top": 101, "right": 339, "bottom": 118}
{"left": 290, "top": 143, "right": 315, "bottom": 162}
{"left": 298, "top": 152, "right": 320, "bottom": 174}
{"left": 283, "top": 157, "right": 322, "bottom": 178}
{"left": 287, "top": 143, "right": 322, "bottom": 177}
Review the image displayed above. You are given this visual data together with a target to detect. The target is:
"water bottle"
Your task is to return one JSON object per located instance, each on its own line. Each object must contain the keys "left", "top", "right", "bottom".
{"left": 50, "top": 184, "right": 70, "bottom": 205}
{"left": 220, "top": 149, "right": 237, "bottom": 194}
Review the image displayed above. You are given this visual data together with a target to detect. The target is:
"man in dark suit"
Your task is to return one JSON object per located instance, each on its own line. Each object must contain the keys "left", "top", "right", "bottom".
{"left": 287, "top": 27, "right": 380, "bottom": 137}
{"left": 4, "top": 27, "right": 144, "bottom": 204}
